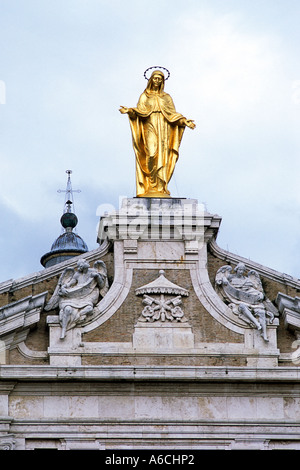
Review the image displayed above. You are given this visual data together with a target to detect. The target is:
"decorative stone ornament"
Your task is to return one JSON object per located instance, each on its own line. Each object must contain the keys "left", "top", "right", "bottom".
{"left": 215, "top": 262, "right": 278, "bottom": 341}
{"left": 0, "top": 435, "right": 15, "bottom": 450}
{"left": 45, "top": 259, "right": 109, "bottom": 338}
{"left": 0, "top": 292, "right": 47, "bottom": 353}
{"left": 135, "top": 270, "right": 189, "bottom": 323}
{"left": 276, "top": 292, "right": 300, "bottom": 339}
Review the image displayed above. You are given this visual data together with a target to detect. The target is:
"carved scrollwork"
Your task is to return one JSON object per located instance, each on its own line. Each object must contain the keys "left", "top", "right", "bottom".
{"left": 0, "top": 435, "right": 15, "bottom": 450}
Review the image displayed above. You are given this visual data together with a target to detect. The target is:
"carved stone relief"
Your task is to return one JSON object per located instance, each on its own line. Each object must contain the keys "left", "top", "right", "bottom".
{"left": 0, "top": 292, "right": 47, "bottom": 353}
{"left": 45, "top": 259, "right": 109, "bottom": 338}
{"left": 215, "top": 263, "right": 278, "bottom": 341}
{"left": 135, "top": 270, "right": 189, "bottom": 323}
{"left": 0, "top": 435, "right": 15, "bottom": 450}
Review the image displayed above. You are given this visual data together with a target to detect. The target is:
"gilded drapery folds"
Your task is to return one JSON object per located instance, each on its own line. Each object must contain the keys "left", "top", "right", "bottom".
{"left": 120, "top": 69, "right": 195, "bottom": 198}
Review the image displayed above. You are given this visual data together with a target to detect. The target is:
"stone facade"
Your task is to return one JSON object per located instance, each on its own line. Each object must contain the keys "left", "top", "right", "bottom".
{"left": 1, "top": 197, "right": 300, "bottom": 450}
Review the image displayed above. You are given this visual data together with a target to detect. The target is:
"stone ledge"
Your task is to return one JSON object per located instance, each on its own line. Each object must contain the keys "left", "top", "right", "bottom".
{"left": 0, "top": 243, "right": 110, "bottom": 294}
{"left": 98, "top": 197, "right": 222, "bottom": 244}
{"left": 47, "top": 340, "right": 280, "bottom": 357}
{"left": 210, "top": 239, "right": 300, "bottom": 288}
{"left": 9, "top": 417, "right": 300, "bottom": 424}
{"left": 1, "top": 365, "right": 300, "bottom": 382}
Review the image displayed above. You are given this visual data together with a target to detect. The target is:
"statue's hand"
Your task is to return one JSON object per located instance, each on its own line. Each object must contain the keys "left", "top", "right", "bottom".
{"left": 185, "top": 119, "right": 196, "bottom": 129}
{"left": 119, "top": 106, "right": 129, "bottom": 114}
{"left": 59, "top": 286, "right": 68, "bottom": 295}
{"left": 92, "top": 272, "right": 101, "bottom": 281}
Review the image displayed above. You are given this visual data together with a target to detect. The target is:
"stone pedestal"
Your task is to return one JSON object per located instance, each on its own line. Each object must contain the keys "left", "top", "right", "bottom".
{"left": 244, "top": 320, "right": 280, "bottom": 367}
{"left": 133, "top": 322, "right": 195, "bottom": 350}
{"left": 98, "top": 197, "right": 221, "bottom": 245}
{"left": 47, "top": 315, "right": 82, "bottom": 366}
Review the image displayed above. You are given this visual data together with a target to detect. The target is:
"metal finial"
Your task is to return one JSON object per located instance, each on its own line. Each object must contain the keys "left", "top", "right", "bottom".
{"left": 57, "top": 170, "right": 81, "bottom": 214}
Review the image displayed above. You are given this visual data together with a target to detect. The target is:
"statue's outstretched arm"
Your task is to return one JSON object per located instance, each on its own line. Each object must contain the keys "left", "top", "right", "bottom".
{"left": 181, "top": 118, "right": 196, "bottom": 129}
{"left": 119, "top": 106, "right": 136, "bottom": 118}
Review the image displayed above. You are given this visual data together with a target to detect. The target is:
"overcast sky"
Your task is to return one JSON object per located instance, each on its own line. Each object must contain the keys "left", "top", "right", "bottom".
{"left": 1, "top": 0, "right": 300, "bottom": 282}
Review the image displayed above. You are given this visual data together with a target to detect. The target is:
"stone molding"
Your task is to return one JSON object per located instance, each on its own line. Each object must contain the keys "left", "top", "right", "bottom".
{"left": 98, "top": 197, "right": 222, "bottom": 244}
{"left": 45, "top": 337, "right": 280, "bottom": 367}
{"left": 276, "top": 292, "right": 300, "bottom": 338}
{"left": 2, "top": 364, "right": 300, "bottom": 381}
{"left": 17, "top": 341, "right": 48, "bottom": 360}
{"left": 6, "top": 420, "right": 300, "bottom": 450}
{"left": 0, "top": 292, "right": 48, "bottom": 351}
{"left": 0, "top": 242, "right": 110, "bottom": 295}
{"left": 189, "top": 252, "right": 246, "bottom": 335}
{"left": 0, "top": 434, "right": 15, "bottom": 450}
{"left": 190, "top": 244, "right": 280, "bottom": 356}
{"left": 210, "top": 239, "right": 300, "bottom": 288}
{"left": 81, "top": 242, "right": 133, "bottom": 333}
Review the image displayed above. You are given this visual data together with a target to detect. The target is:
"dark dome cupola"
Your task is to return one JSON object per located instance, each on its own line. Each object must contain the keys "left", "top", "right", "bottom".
{"left": 40, "top": 170, "right": 88, "bottom": 268}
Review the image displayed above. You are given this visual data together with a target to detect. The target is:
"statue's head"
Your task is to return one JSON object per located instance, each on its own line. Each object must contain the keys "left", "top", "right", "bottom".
{"left": 77, "top": 259, "right": 89, "bottom": 271}
{"left": 147, "top": 70, "right": 165, "bottom": 92}
{"left": 234, "top": 262, "right": 246, "bottom": 276}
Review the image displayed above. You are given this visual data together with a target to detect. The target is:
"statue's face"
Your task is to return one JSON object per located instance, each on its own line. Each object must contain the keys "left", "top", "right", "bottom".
{"left": 77, "top": 260, "right": 88, "bottom": 272}
{"left": 152, "top": 73, "right": 163, "bottom": 88}
{"left": 77, "top": 262, "right": 84, "bottom": 271}
{"left": 236, "top": 265, "right": 245, "bottom": 276}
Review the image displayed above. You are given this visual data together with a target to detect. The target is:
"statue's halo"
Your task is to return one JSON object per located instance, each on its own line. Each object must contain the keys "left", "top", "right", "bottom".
{"left": 144, "top": 66, "right": 170, "bottom": 81}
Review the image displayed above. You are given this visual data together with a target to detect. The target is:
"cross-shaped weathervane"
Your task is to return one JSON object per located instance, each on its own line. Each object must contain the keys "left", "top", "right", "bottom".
{"left": 57, "top": 169, "right": 81, "bottom": 213}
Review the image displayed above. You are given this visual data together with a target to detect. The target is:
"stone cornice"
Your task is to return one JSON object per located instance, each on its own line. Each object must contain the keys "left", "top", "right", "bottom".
{"left": 209, "top": 239, "right": 300, "bottom": 289}
{"left": 1, "top": 365, "right": 300, "bottom": 382}
{"left": 0, "top": 292, "right": 48, "bottom": 350}
{"left": 0, "top": 241, "right": 110, "bottom": 294}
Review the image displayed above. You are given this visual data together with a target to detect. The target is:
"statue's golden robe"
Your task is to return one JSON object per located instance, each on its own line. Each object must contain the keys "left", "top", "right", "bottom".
{"left": 128, "top": 89, "right": 186, "bottom": 197}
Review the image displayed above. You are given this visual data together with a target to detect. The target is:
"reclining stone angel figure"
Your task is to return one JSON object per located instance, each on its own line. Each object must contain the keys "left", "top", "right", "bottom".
{"left": 215, "top": 262, "right": 278, "bottom": 341}
{"left": 45, "top": 259, "right": 109, "bottom": 339}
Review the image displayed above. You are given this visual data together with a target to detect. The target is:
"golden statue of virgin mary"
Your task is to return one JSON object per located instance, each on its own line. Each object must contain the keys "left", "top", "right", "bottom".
{"left": 120, "top": 68, "right": 195, "bottom": 198}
